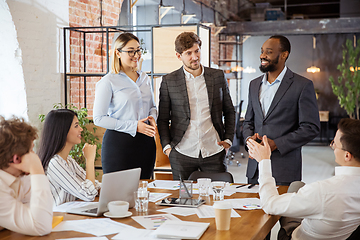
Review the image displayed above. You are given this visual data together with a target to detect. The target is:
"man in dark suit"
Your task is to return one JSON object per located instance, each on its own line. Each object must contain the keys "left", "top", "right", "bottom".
{"left": 243, "top": 35, "right": 320, "bottom": 186}
{"left": 157, "top": 32, "right": 235, "bottom": 180}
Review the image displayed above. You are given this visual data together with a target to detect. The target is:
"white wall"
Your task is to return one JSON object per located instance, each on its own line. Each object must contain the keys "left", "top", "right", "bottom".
{"left": 0, "top": 0, "right": 28, "bottom": 120}
{"left": 7, "top": 0, "right": 69, "bottom": 128}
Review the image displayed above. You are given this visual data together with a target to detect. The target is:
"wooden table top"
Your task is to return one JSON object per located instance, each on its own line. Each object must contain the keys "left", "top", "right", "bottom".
{"left": 0, "top": 185, "right": 288, "bottom": 240}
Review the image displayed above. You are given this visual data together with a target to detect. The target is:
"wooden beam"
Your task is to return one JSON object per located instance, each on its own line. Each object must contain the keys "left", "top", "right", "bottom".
{"left": 130, "top": 0, "right": 138, "bottom": 14}
{"left": 214, "top": 26, "right": 226, "bottom": 36}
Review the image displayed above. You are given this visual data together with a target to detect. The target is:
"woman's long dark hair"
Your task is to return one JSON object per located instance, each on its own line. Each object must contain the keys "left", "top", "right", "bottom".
{"left": 38, "top": 109, "right": 77, "bottom": 170}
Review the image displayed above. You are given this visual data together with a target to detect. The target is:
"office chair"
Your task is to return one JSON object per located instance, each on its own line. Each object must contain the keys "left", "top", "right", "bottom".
{"left": 227, "top": 101, "right": 245, "bottom": 166}
{"left": 188, "top": 171, "right": 234, "bottom": 183}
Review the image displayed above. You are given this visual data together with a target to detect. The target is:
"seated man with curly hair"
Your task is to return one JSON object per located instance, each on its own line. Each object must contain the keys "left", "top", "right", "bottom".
{"left": 0, "top": 116, "right": 53, "bottom": 236}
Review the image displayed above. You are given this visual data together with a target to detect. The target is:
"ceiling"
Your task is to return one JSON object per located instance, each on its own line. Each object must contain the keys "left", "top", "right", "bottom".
{"left": 235, "top": 0, "right": 340, "bottom": 21}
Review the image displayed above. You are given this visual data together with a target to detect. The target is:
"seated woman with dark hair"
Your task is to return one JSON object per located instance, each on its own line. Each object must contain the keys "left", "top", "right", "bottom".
{"left": 38, "top": 109, "right": 100, "bottom": 206}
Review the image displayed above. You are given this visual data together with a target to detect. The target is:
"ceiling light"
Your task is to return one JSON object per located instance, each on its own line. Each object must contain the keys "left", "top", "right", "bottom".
{"left": 306, "top": 36, "right": 321, "bottom": 73}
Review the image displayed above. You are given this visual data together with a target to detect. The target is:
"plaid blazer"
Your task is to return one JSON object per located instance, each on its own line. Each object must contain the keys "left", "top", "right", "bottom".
{"left": 157, "top": 66, "right": 235, "bottom": 150}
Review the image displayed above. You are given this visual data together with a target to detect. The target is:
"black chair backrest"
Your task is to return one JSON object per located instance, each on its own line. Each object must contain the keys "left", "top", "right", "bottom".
{"left": 346, "top": 225, "right": 360, "bottom": 240}
{"left": 188, "top": 171, "right": 234, "bottom": 183}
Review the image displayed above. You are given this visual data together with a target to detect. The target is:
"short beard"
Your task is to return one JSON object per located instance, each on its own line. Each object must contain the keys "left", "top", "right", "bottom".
{"left": 259, "top": 55, "right": 279, "bottom": 73}
{"left": 184, "top": 61, "right": 200, "bottom": 71}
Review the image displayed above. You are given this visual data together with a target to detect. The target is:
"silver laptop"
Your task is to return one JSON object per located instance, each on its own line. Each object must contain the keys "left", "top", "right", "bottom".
{"left": 67, "top": 167, "right": 141, "bottom": 217}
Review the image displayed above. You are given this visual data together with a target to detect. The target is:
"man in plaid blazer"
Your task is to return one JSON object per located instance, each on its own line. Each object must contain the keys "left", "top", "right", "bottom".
{"left": 157, "top": 32, "right": 235, "bottom": 180}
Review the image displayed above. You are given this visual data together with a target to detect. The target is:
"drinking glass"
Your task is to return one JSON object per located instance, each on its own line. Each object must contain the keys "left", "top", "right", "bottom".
{"left": 138, "top": 180, "right": 148, "bottom": 192}
{"left": 179, "top": 180, "right": 193, "bottom": 199}
{"left": 212, "top": 181, "right": 226, "bottom": 201}
{"left": 197, "top": 178, "right": 211, "bottom": 197}
{"left": 134, "top": 190, "right": 149, "bottom": 212}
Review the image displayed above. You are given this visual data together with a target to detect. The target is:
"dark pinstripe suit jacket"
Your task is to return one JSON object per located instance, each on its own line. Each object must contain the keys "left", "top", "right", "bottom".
{"left": 157, "top": 66, "right": 235, "bottom": 150}
{"left": 243, "top": 68, "right": 320, "bottom": 183}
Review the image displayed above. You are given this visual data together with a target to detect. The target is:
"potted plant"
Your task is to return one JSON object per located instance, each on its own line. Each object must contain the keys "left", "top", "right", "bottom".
{"left": 329, "top": 38, "right": 360, "bottom": 119}
{"left": 39, "top": 103, "right": 102, "bottom": 169}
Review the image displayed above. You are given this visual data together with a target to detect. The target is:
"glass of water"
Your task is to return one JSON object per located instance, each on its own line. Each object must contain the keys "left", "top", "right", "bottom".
{"left": 134, "top": 190, "right": 149, "bottom": 212}
{"left": 138, "top": 180, "right": 148, "bottom": 192}
{"left": 197, "top": 178, "right": 211, "bottom": 197}
{"left": 212, "top": 181, "right": 226, "bottom": 201}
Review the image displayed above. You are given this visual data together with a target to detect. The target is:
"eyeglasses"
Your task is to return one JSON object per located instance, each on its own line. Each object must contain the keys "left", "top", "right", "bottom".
{"left": 117, "top": 48, "right": 142, "bottom": 57}
{"left": 330, "top": 140, "right": 346, "bottom": 151}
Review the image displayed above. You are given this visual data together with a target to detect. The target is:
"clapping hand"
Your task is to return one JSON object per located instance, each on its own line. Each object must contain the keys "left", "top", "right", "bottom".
{"left": 247, "top": 135, "right": 271, "bottom": 163}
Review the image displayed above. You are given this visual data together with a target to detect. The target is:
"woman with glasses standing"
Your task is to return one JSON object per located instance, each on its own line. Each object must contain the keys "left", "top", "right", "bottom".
{"left": 93, "top": 32, "right": 157, "bottom": 179}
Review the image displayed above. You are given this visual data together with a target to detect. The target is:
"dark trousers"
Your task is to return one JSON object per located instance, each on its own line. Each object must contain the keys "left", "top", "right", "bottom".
{"left": 101, "top": 130, "right": 156, "bottom": 179}
{"left": 169, "top": 148, "right": 226, "bottom": 180}
{"left": 277, "top": 181, "right": 305, "bottom": 240}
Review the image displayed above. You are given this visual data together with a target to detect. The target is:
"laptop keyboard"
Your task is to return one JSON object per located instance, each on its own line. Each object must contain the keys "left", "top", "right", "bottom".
{"left": 84, "top": 208, "right": 98, "bottom": 214}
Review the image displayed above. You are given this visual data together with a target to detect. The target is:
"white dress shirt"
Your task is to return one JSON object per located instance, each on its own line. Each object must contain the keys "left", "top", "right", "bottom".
{"left": 174, "top": 66, "right": 227, "bottom": 158}
{"left": 46, "top": 154, "right": 101, "bottom": 206}
{"left": 93, "top": 71, "right": 157, "bottom": 137}
{"left": 259, "top": 159, "right": 360, "bottom": 240}
{"left": 0, "top": 170, "right": 53, "bottom": 236}
{"left": 259, "top": 66, "right": 287, "bottom": 116}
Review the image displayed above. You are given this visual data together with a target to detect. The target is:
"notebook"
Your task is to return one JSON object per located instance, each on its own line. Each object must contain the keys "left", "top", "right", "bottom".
{"left": 154, "top": 220, "right": 210, "bottom": 239}
{"left": 67, "top": 167, "right": 141, "bottom": 217}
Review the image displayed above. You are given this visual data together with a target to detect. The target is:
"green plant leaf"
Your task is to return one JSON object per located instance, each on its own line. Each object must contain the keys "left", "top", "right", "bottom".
{"left": 329, "top": 38, "right": 360, "bottom": 119}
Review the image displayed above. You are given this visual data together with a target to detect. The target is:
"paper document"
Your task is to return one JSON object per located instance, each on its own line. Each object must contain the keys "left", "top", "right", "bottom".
{"left": 132, "top": 214, "right": 180, "bottom": 229}
{"left": 195, "top": 205, "right": 241, "bottom": 218}
{"left": 53, "top": 201, "right": 96, "bottom": 212}
{"left": 112, "top": 228, "right": 180, "bottom": 240}
{"left": 148, "top": 180, "right": 180, "bottom": 190}
{"left": 235, "top": 184, "right": 260, "bottom": 193}
{"left": 149, "top": 192, "right": 172, "bottom": 202}
{"left": 52, "top": 218, "right": 134, "bottom": 236}
{"left": 57, "top": 237, "right": 108, "bottom": 240}
{"left": 224, "top": 198, "right": 262, "bottom": 210}
{"left": 154, "top": 220, "right": 210, "bottom": 240}
{"left": 157, "top": 207, "right": 196, "bottom": 216}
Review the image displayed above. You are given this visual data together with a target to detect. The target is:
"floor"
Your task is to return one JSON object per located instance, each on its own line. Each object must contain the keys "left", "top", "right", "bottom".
{"left": 227, "top": 144, "right": 337, "bottom": 240}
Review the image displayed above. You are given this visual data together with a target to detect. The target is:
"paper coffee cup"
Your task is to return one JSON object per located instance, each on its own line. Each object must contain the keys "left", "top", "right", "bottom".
{"left": 213, "top": 201, "right": 232, "bottom": 230}
{"left": 107, "top": 201, "right": 129, "bottom": 216}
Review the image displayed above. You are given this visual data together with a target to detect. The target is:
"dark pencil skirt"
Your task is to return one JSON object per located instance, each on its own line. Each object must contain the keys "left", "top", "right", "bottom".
{"left": 101, "top": 129, "right": 156, "bottom": 179}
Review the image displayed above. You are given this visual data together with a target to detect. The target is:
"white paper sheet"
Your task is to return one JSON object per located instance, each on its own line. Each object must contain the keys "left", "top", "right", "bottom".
{"left": 194, "top": 205, "right": 241, "bottom": 218}
{"left": 149, "top": 192, "right": 172, "bottom": 202}
{"left": 224, "top": 198, "right": 262, "bottom": 210}
{"left": 131, "top": 214, "right": 181, "bottom": 229}
{"left": 157, "top": 207, "right": 197, "bottom": 216}
{"left": 57, "top": 237, "right": 108, "bottom": 240}
{"left": 52, "top": 218, "right": 134, "bottom": 236}
{"left": 53, "top": 201, "right": 96, "bottom": 212}
{"left": 112, "top": 228, "right": 180, "bottom": 240}
{"left": 148, "top": 180, "right": 180, "bottom": 190}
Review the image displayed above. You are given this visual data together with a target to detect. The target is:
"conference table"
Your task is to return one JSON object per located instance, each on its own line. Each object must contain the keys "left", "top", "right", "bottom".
{"left": 0, "top": 184, "right": 288, "bottom": 240}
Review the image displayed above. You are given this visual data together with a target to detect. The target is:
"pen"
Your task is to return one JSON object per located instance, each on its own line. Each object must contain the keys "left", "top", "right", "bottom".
{"left": 248, "top": 183, "right": 256, "bottom": 189}
{"left": 236, "top": 184, "right": 248, "bottom": 188}
{"left": 153, "top": 182, "right": 156, "bottom": 187}
{"left": 180, "top": 176, "right": 191, "bottom": 198}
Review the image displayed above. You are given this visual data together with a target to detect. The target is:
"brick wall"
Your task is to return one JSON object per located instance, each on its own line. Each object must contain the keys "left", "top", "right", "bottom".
{"left": 68, "top": 0, "right": 123, "bottom": 116}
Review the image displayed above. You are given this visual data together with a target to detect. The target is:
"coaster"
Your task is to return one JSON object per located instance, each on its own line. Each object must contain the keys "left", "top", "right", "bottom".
{"left": 103, "top": 211, "right": 132, "bottom": 218}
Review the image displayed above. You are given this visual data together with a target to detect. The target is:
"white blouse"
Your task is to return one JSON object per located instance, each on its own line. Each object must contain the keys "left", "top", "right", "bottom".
{"left": 93, "top": 71, "right": 157, "bottom": 137}
{"left": 46, "top": 154, "right": 101, "bottom": 206}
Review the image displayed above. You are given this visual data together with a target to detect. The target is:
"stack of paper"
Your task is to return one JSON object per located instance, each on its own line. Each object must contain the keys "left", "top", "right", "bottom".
{"left": 154, "top": 221, "right": 210, "bottom": 240}
{"left": 224, "top": 198, "right": 262, "bottom": 210}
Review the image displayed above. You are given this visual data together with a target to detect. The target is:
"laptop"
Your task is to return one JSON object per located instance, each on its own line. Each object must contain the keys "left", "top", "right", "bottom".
{"left": 67, "top": 167, "right": 141, "bottom": 217}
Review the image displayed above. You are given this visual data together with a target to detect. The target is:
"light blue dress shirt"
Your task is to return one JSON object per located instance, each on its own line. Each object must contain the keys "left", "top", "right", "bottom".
{"left": 93, "top": 71, "right": 157, "bottom": 137}
{"left": 259, "top": 66, "right": 287, "bottom": 116}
